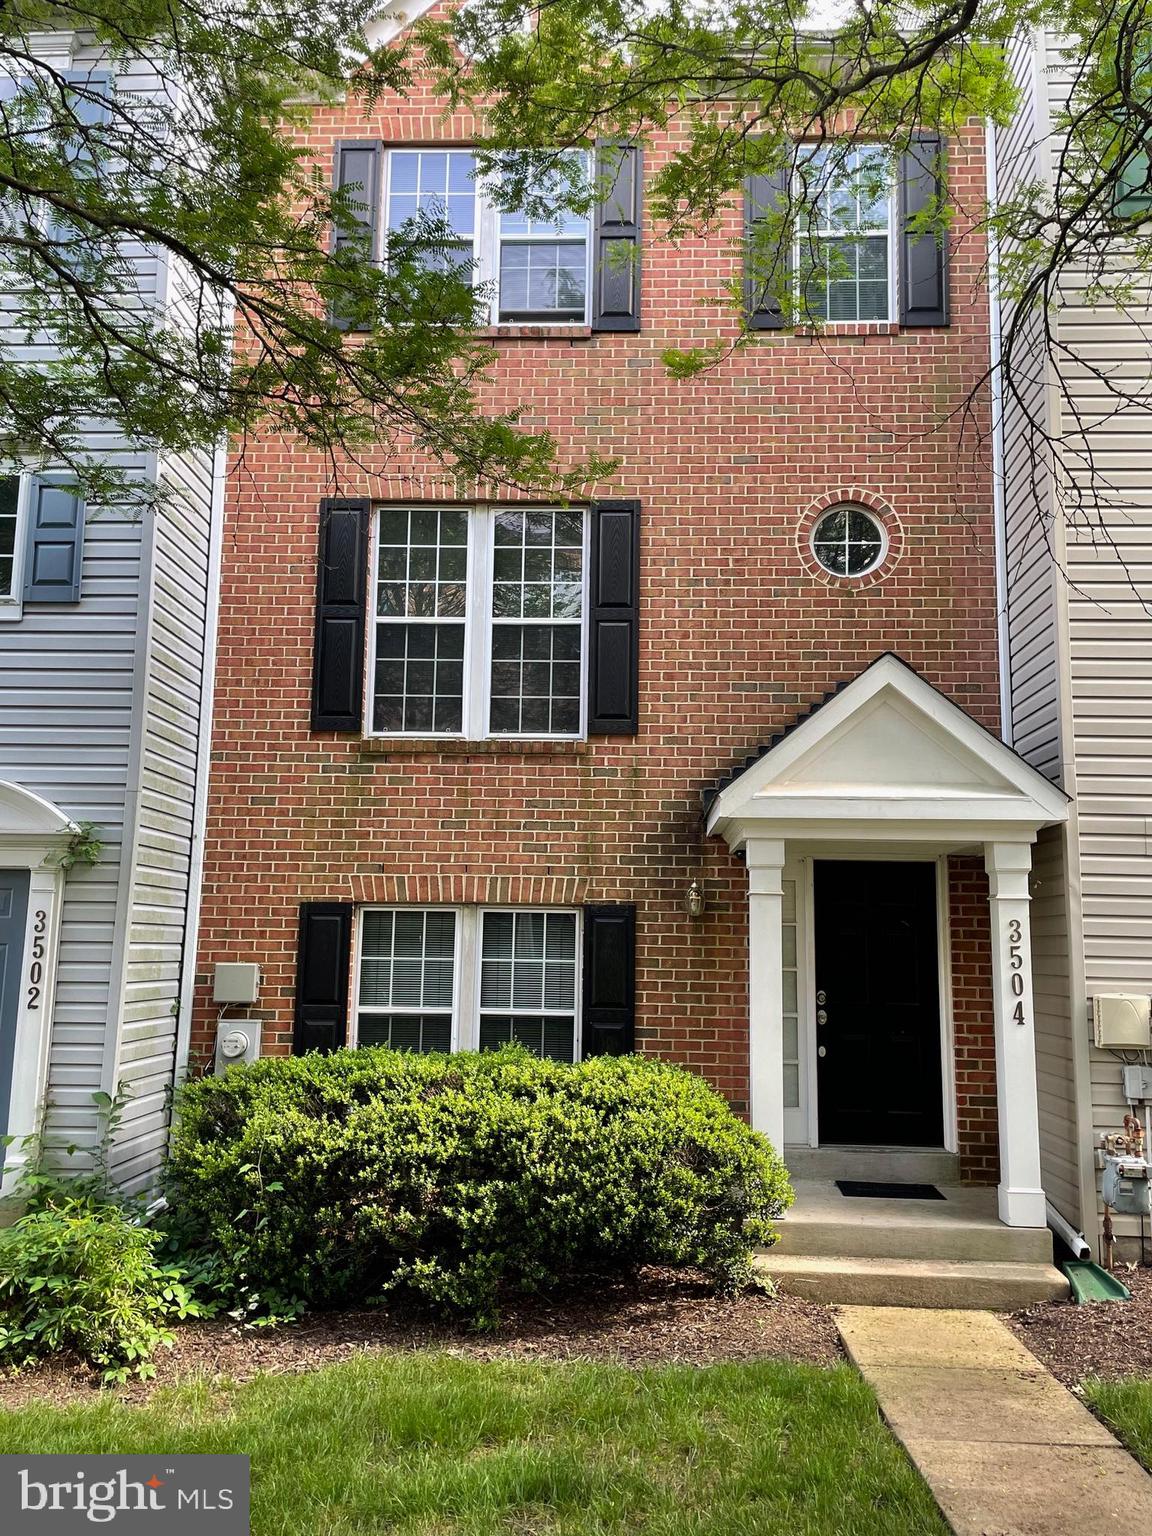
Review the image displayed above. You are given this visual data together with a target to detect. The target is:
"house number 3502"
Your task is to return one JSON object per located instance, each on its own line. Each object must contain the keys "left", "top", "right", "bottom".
{"left": 27, "top": 909, "right": 47, "bottom": 1008}
{"left": 1007, "top": 917, "right": 1026, "bottom": 1026}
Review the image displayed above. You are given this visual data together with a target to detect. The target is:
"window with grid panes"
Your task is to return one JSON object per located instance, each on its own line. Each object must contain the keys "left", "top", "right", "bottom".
{"left": 370, "top": 505, "right": 586, "bottom": 738}
{"left": 356, "top": 909, "right": 456, "bottom": 1051}
{"left": 478, "top": 911, "right": 578, "bottom": 1061}
{"left": 381, "top": 147, "right": 591, "bottom": 324}
{"left": 0, "top": 476, "right": 19, "bottom": 598}
{"left": 490, "top": 508, "right": 583, "bottom": 735}
{"left": 386, "top": 149, "right": 477, "bottom": 276}
{"left": 373, "top": 507, "right": 468, "bottom": 734}
{"left": 795, "top": 145, "right": 892, "bottom": 322}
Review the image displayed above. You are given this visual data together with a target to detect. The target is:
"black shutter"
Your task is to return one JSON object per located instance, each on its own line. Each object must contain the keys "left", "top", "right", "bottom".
{"left": 294, "top": 902, "right": 353, "bottom": 1053}
{"left": 582, "top": 904, "right": 636, "bottom": 1057}
{"left": 311, "top": 498, "right": 371, "bottom": 731}
{"left": 332, "top": 141, "right": 382, "bottom": 331}
{"left": 898, "top": 134, "right": 948, "bottom": 326}
{"left": 745, "top": 168, "right": 790, "bottom": 329}
{"left": 588, "top": 500, "right": 640, "bottom": 735}
{"left": 23, "top": 480, "right": 84, "bottom": 604}
{"left": 592, "top": 142, "right": 642, "bottom": 332}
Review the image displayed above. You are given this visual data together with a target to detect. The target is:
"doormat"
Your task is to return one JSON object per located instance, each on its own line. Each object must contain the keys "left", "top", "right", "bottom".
{"left": 835, "top": 1180, "right": 945, "bottom": 1200}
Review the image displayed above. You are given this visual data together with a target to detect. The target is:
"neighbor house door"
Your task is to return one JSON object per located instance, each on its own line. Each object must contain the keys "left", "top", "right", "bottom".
{"left": 813, "top": 860, "right": 943, "bottom": 1147}
{"left": 0, "top": 869, "right": 30, "bottom": 1148}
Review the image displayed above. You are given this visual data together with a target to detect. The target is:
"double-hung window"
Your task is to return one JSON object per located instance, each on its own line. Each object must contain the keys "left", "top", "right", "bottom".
{"left": 355, "top": 907, "right": 581, "bottom": 1061}
{"left": 370, "top": 505, "right": 587, "bottom": 738}
{"left": 0, "top": 475, "right": 20, "bottom": 602}
{"left": 382, "top": 148, "right": 592, "bottom": 325}
{"left": 385, "top": 149, "right": 477, "bottom": 277}
{"left": 794, "top": 145, "right": 894, "bottom": 323}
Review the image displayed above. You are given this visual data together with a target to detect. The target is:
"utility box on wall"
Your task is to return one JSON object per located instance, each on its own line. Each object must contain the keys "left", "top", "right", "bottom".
{"left": 214, "top": 1019, "right": 262, "bottom": 1074}
{"left": 1093, "top": 994, "right": 1152, "bottom": 1049}
{"left": 213, "top": 962, "right": 261, "bottom": 1006}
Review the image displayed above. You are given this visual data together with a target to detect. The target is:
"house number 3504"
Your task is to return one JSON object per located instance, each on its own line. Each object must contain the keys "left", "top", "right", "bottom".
{"left": 1007, "top": 918, "right": 1026, "bottom": 1026}
{"left": 27, "top": 909, "right": 47, "bottom": 1008}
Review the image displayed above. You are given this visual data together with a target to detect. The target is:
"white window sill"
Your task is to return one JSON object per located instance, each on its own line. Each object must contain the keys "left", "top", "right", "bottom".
{"left": 0, "top": 598, "right": 23, "bottom": 622}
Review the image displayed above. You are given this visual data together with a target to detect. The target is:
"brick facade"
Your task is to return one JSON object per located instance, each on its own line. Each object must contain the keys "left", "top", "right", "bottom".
{"left": 194, "top": 74, "right": 1002, "bottom": 1177}
{"left": 948, "top": 856, "right": 1001, "bottom": 1184}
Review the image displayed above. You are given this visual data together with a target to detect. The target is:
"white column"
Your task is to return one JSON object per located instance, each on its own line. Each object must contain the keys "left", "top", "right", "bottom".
{"left": 984, "top": 839, "right": 1047, "bottom": 1228}
{"left": 746, "top": 838, "right": 787, "bottom": 1152}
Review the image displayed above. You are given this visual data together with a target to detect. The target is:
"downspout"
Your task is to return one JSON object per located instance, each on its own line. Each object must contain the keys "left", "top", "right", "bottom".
{"left": 986, "top": 117, "right": 1013, "bottom": 746}
{"left": 1047, "top": 1199, "right": 1091, "bottom": 1261}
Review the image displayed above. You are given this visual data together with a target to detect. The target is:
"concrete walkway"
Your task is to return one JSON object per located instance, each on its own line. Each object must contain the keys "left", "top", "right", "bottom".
{"left": 838, "top": 1306, "right": 1152, "bottom": 1535}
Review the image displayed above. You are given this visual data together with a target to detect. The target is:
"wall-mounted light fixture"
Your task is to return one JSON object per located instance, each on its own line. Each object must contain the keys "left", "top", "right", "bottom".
{"left": 684, "top": 879, "right": 706, "bottom": 919}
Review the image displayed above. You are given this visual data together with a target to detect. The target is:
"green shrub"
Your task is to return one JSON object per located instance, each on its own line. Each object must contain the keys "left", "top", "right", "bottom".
{"left": 0, "top": 1195, "right": 202, "bottom": 1383}
{"left": 164, "top": 1047, "right": 792, "bottom": 1323}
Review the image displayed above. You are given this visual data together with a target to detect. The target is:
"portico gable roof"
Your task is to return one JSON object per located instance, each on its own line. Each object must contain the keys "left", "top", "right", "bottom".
{"left": 704, "top": 654, "right": 1069, "bottom": 850}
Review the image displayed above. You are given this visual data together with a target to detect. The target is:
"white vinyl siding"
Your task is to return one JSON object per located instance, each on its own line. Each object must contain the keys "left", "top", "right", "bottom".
{"left": 0, "top": 37, "right": 221, "bottom": 1194}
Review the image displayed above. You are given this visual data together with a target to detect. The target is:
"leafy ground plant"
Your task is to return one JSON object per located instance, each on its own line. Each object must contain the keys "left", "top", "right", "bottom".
{"left": 0, "top": 1196, "right": 201, "bottom": 1384}
{"left": 0, "top": 1353, "right": 947, "bottom": 1536}
{"left": 0, "top": 1089, "right": 204, "bottom": 1383}
{"left": 165, "top": 1047, "right": 793, "bottom": 1324}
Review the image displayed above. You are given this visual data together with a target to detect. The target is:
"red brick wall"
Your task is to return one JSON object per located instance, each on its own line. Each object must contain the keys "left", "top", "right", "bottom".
{"left": 949, "top": 856, "right": 1000, "bottom": 1183}
{"left": 193, "top": 75, "right": 1001, "bottom": 1163}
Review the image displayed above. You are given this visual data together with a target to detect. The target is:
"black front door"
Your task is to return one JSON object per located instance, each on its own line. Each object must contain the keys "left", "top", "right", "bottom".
{"left": 814, "top": 860, "right": 943, "bottom": 1147}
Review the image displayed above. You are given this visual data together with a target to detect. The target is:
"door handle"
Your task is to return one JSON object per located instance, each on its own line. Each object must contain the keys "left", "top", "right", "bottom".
{"left": 816, "top": 1009, "right": 828, "bottom": 1025}
{"left": 818, "top": 1045, "right": 827, "bottom": 1058}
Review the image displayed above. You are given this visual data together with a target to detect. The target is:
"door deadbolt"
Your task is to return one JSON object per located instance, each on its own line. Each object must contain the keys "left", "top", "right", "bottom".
{"left": 816, "top": 989, "right": 827, "bottom": 1005}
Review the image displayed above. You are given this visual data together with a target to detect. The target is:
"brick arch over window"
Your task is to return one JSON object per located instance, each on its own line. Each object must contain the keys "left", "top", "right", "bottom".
{"left": 796, "top": 488, "right": 903, "bottom": 589}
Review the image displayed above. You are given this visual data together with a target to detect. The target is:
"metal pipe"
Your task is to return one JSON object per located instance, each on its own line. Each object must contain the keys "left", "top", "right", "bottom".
{"left": 1047, "top": 1199, "right": 1091, "bottom": 1260}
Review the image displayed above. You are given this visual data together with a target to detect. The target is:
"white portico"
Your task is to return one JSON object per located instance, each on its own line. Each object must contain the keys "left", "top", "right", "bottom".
{"left": 705, "top": 655, "right": 1069, "bottom": 1230}
{"left": 0, "top": 779, "right": 77, "bottom": 1196}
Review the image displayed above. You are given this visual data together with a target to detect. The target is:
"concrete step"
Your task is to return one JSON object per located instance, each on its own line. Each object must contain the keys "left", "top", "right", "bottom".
{"left": 777, "top": 1183, "right": 1054, "bottom": 1265}
{"left": 756, "top": 1252, "right": 1070, "bottom": 1309}
{"left": 784, "top": 1145, "right": 960, "bottom": 1184}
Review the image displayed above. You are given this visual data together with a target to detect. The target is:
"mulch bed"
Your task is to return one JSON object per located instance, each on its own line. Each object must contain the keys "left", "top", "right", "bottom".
{"left": 1008, "top": 1265, "right": 1152, "bottom": 1387}
{"left": 0, "top": 1267, "right": 842, "bottom": 1410}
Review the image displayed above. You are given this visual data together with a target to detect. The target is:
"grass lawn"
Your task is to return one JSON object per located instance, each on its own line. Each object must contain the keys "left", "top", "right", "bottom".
{"left": 0, "top": 1354, "right": 945, "bottom": 1536}
{"left": 1084, "top": 1377, "right": 1152, "bottom": 1467}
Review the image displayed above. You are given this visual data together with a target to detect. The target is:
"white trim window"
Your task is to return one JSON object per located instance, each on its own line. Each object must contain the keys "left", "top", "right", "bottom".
{"left": 794, "top": 145, "right": 894, "bottom": 323}
{"left": 383, "top": 148, "right": 592, "bottom": 326}
{"left": 354, "top": 907, "right": 582, "bottom": 1062}
{"left": 0, "top": 474, "right": 20, "bottom": 601}
{"left": 357, "top": 908, "right": 457, "bottom": 1051}
{"left": 478, "top": 910, "right": 579, "bottom": 1058}
{"left": 370, "top": 504, "right": 587, "bottom": 739}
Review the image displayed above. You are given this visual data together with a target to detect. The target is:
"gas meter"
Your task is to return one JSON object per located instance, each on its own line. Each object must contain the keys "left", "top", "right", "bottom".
{"left": 1102, "top": 1153, "right": 1152, "bottom": 1217}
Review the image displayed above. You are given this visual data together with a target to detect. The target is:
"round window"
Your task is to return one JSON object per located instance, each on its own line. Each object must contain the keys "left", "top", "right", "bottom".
{"left": 810, "top": 505, "right": 887, "bottom": 576}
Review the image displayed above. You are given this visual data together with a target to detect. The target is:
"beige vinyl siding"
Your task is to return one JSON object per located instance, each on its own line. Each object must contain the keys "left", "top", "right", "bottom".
{"left": 1003, "top": 30, "right": 1152, "bottom": 1245}
{"left": 1030, "top": 823, "right": 1081, "bottom": 1218}
{"left": 998, "top": 32, "right": 1065, "bottom": 785}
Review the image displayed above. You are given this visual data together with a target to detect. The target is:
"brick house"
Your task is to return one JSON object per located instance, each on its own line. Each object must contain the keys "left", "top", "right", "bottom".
{"left": 192, "top": 15, "right": 1070, "bottom": 1295}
